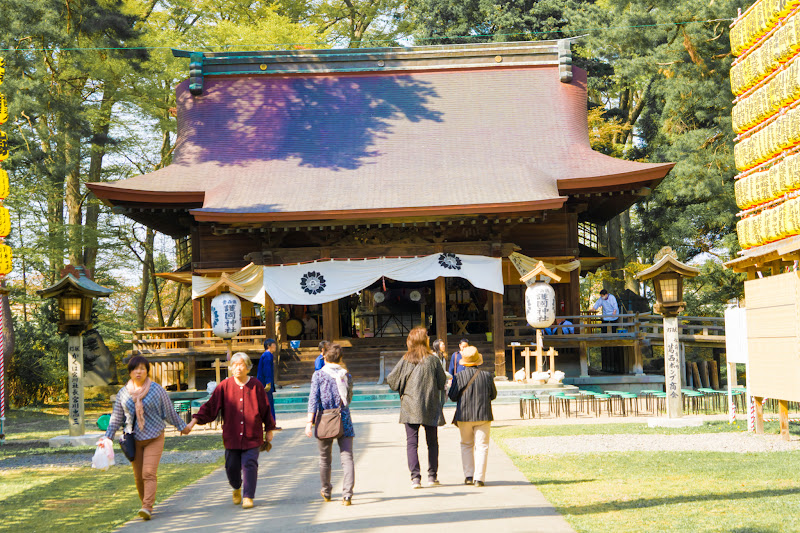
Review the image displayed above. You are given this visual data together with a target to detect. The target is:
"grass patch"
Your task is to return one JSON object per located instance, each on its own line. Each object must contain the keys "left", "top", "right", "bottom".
{"left": 493, "top": 420, "right": 799, "bottom": 438}
{"left": 0, "top": 433, "right": 224, "bottom": 461}
{"left": 0, "top": 461, "right": 222, "bottom": 532}
{"left": 494, "top": 428, "right": 800, "bottom": 533}
{"left": 3, "top": 404, "right": 114, "bottom": 442}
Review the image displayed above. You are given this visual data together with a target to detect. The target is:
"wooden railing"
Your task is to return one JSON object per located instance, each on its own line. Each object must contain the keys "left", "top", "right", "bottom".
{"left": 122, "top": 325, "right": 267, "bottom": 358}
{"left": 503, "top": 313, "right": 725, "bottom": 345}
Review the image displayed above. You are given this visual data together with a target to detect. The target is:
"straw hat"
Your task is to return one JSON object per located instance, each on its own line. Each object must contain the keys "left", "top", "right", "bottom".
{"left": 460, "top": 346, "right": 482, "bottom": 366}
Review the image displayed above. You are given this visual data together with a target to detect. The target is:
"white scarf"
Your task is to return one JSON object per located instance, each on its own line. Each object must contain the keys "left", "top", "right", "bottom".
{"left": 321, "top": 363, "right": 349, "bottom": 407}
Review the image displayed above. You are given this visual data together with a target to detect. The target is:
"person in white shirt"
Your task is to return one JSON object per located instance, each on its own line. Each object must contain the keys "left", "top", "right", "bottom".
{"left": 591, "top": 289, "right": 619, "bottom": 332}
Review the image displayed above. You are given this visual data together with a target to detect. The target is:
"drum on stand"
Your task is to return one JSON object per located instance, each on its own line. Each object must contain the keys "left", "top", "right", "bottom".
{"left": 286, "top": 318, "right": 304, "bottom": 339}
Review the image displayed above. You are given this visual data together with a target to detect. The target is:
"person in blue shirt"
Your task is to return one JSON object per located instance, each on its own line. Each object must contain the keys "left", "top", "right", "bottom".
{"left": 591, "top": 289, "right": 620, "bottom": 331}
{"left": 257, "top": 338, "right": 278, "bottom": 426}
{"left": 544, "top": 318, "right": 574, "bottom": 335}
{"left": 314, "top": 340, "right": 330, "bottom": 371}
{"left": 448, "top": 338, "right": 470, "bottom": 375}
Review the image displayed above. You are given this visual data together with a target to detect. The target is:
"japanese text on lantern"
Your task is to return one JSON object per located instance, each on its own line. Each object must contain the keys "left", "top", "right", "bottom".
{"left": 731, "top": 1, "right": 800, "bottom": 250}
{"left": 0, "top": 57, "right": 10, "bottom": 274}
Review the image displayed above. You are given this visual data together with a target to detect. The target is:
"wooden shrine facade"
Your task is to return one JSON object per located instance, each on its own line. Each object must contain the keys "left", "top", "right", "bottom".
{"left": 88, "top": 40, "right": 674, "bottom": 378}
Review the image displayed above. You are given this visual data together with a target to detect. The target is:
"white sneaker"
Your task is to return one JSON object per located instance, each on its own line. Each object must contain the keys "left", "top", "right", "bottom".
{"left": 411, "top": 481, "right": 422, "bottom": 489}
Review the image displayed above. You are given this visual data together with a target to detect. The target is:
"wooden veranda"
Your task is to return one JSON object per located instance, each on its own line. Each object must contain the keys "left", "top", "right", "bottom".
{"left": 124, "top": 313, "right": 726, "bottom": 388}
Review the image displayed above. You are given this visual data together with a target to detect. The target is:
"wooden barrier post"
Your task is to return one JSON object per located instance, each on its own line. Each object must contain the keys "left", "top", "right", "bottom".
{"left": 754, "top": 396, "right": 765, "bottom": 434}
{"left": 779, "top": 400, "right": 790, "bottom": 441}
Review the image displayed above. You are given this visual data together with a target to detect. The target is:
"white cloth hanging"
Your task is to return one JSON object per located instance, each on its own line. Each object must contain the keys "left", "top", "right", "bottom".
{"left": 191, "top": 263, "right": 265, "bottom": 304}
{"left": 509, "top": 252, "right": 581, "bottom": 286}
{"left": 261, "top": 253, "right": 503, "bottom": 305}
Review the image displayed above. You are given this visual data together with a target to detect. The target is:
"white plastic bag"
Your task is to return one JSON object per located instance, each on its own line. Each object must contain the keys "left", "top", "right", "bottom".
{"left": 92, "top": 437, "right": 115, "bottom": 471}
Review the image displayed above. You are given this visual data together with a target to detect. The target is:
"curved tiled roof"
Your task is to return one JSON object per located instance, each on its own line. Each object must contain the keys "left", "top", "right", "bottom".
{"left": 89, "top": 46, "right": 672, "bottom": 223}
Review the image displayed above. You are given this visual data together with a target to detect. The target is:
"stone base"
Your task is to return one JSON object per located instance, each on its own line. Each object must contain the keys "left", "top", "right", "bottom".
{"left": 49, "top": 433, "right": 105, "bottom": 447}
{"left": 647, "top": 417, "right": 704, "bottom": 428}
{"left": 563, "top": 374, "right": 666, "bottom": 394}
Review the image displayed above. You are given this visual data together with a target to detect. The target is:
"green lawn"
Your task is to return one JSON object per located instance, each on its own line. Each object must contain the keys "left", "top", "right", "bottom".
{"left": 493, "top": 419, "right": 800, "bottom": 438}
{"left": 493, "top": 423, "right": 800, "bottom": 533}
{"left": 0, "top": 462, "right": 221, "bottom": 532}
{"left": 0, "top": 406, "right": 225, "bottom": 532}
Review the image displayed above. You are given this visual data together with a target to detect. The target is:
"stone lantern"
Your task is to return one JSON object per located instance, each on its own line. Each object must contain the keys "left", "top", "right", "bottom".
{"left": 38, "top": 266, "right": 112, "bottom": 437}
{"left": 636, "top": 248, "right": 699, "bottom": 418}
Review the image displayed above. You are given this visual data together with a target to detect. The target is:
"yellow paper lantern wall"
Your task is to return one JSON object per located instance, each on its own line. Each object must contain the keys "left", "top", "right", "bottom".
{"left": 0, "top": 244, "right": 12, "bottom": 275}
{"left": 0, "top": 206, "right": 10, "bottom": 238}
{"left": 0, "top": 169, "right": 8, "bottom": 200}
{"left": 0, "top": 131, "right": 7, "bottom": 162}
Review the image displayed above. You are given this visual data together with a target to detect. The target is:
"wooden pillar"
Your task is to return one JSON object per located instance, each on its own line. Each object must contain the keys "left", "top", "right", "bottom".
{"left": 203, "top": 297, "right": 212, "bottom": 338}
{"left": 320, "top": 247, "right": 337, "bottom": 342}
{"left": 187, "top": 356, "right": 196, "bottom": 390}
{"left": 579, "top": 341, "right": 589, "bottom": 378}
{"left": 493, "top": 289, "right": 505, "bottom": 378}
{"left": 569, "top": 267, "right": 581, "bottom": 315}
{"left": 322, "top": 300, "right": 337, "bottom": 341}
{"left": 435, "top": 277, "right": 447, "bottom": 353}
{"left": 754, "top": 396, "right": 765, "bottom": 434}
{"left": 263, "top": 291, "right": 276, "bottom": 341}
{"left": 779, "top": 400, "right": 790, "bottom": 441}
{"left": 192, "top": 298, "right": 202, "bottom": 330}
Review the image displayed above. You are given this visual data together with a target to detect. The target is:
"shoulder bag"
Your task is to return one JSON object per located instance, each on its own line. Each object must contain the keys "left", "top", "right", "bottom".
{"left": 457, "top": 368, "right": 481, "bottom": 400}
{"left": 119, "top": 410, "right": 137, "bottom": 462}
{"left": 314, "top": 397, "right": 344, "bottom": 440}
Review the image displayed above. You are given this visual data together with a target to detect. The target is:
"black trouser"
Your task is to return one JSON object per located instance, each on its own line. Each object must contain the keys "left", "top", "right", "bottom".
{"left": 404, "top": 423, "right": 438, "bottom": 482}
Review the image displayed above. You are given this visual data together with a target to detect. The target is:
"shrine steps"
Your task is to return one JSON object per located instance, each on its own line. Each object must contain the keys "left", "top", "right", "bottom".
{"left": 272, "top": 381, "right": 576, "bottom": 414}
{"left": 277, "top": 338, "right": 496, "bottom": 385}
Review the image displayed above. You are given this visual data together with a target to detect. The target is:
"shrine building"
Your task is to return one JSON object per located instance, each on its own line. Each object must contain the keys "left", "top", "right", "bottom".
{"left": 87, "top": 40, "right": 674, "bottom": 383}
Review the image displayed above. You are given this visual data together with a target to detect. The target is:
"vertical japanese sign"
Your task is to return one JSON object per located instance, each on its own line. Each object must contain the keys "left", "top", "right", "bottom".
{"left": 0, "top": 56, "right": 10, "bottom": 436}
{"left": 67, "top": 335, "right": 85, "bottom": 436}
{"left": 663, "top": 316, "right": 683, "bottom": 418}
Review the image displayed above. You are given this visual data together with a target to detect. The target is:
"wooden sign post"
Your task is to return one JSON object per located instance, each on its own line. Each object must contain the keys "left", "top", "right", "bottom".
{"left": 663, "top": 316, "right": 682, "bottom": 418}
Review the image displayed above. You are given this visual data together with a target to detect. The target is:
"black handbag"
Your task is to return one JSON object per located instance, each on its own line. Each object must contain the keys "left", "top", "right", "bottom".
{"left": 119, "top": 412, "right": 136, "bottom": 462}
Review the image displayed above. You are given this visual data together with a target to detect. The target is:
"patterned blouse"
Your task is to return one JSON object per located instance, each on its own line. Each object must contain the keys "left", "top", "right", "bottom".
{"left": 105, "top": 382, "right": 186, "bottom": 441}
{"left": 308, "top": 369, "right": 355, "bottom": 438}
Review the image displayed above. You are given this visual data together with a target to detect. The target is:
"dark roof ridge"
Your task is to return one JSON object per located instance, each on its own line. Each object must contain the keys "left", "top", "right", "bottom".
{"left": 174, "top": 40, "right": 575, "bottom": 95}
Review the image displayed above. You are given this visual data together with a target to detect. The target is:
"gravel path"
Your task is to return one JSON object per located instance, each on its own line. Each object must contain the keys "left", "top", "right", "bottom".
{"left": 0, "top": 449, "right": 223, "bottom": 470}
{"left": 506, "top": 433, "right": 800, "bottom": 455}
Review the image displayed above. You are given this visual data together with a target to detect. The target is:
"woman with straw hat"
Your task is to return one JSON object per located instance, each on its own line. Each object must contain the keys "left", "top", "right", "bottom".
{"left": 448, "top": 346, "right": 497, "bottom": 487}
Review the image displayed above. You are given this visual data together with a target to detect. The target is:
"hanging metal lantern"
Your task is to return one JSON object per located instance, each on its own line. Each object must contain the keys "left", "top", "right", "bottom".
{"left": 525, "top": 281, "right": 555, "bottom": 328}
{"left": 210, "top": 292, "right": 242, "bottom": 339}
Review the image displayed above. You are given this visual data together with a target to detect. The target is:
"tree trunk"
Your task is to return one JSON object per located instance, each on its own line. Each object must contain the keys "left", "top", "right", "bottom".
{"left": 137, "top": 228, "right": 155, "bottom": 329}
{"left": 605, "top": 215, "right": 625, "bottom": 298}
{"left": 65, "top": 127, "right": 83, "bottom": 267}
{"left": 84, "top": 88, "right": 116, "bottom": 271}
{"left": 621, "top": 209, "right": 639, "bottom": 294}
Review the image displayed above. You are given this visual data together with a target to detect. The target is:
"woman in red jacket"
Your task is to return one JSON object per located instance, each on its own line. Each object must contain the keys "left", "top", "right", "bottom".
{"left": 185, "top": 352, "right": 275, "bottom": 508}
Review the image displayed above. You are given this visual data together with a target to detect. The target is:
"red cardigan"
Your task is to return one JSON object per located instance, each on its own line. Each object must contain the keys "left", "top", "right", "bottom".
{"left": 194, "top": 377, "right": 276, "bottom": 450}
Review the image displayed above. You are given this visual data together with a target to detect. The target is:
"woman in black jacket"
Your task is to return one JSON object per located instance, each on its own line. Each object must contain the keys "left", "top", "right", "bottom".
{"left": 447, "top": 346, "right": 497, "bottom": 487}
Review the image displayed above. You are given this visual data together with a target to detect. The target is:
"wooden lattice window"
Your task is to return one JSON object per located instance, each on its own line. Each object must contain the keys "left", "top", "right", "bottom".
{"left": 175, "top": 236, "right": 191, "bottom": 269}
{"left": 578, "top": 221, "right": 598, "bottom": 251}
